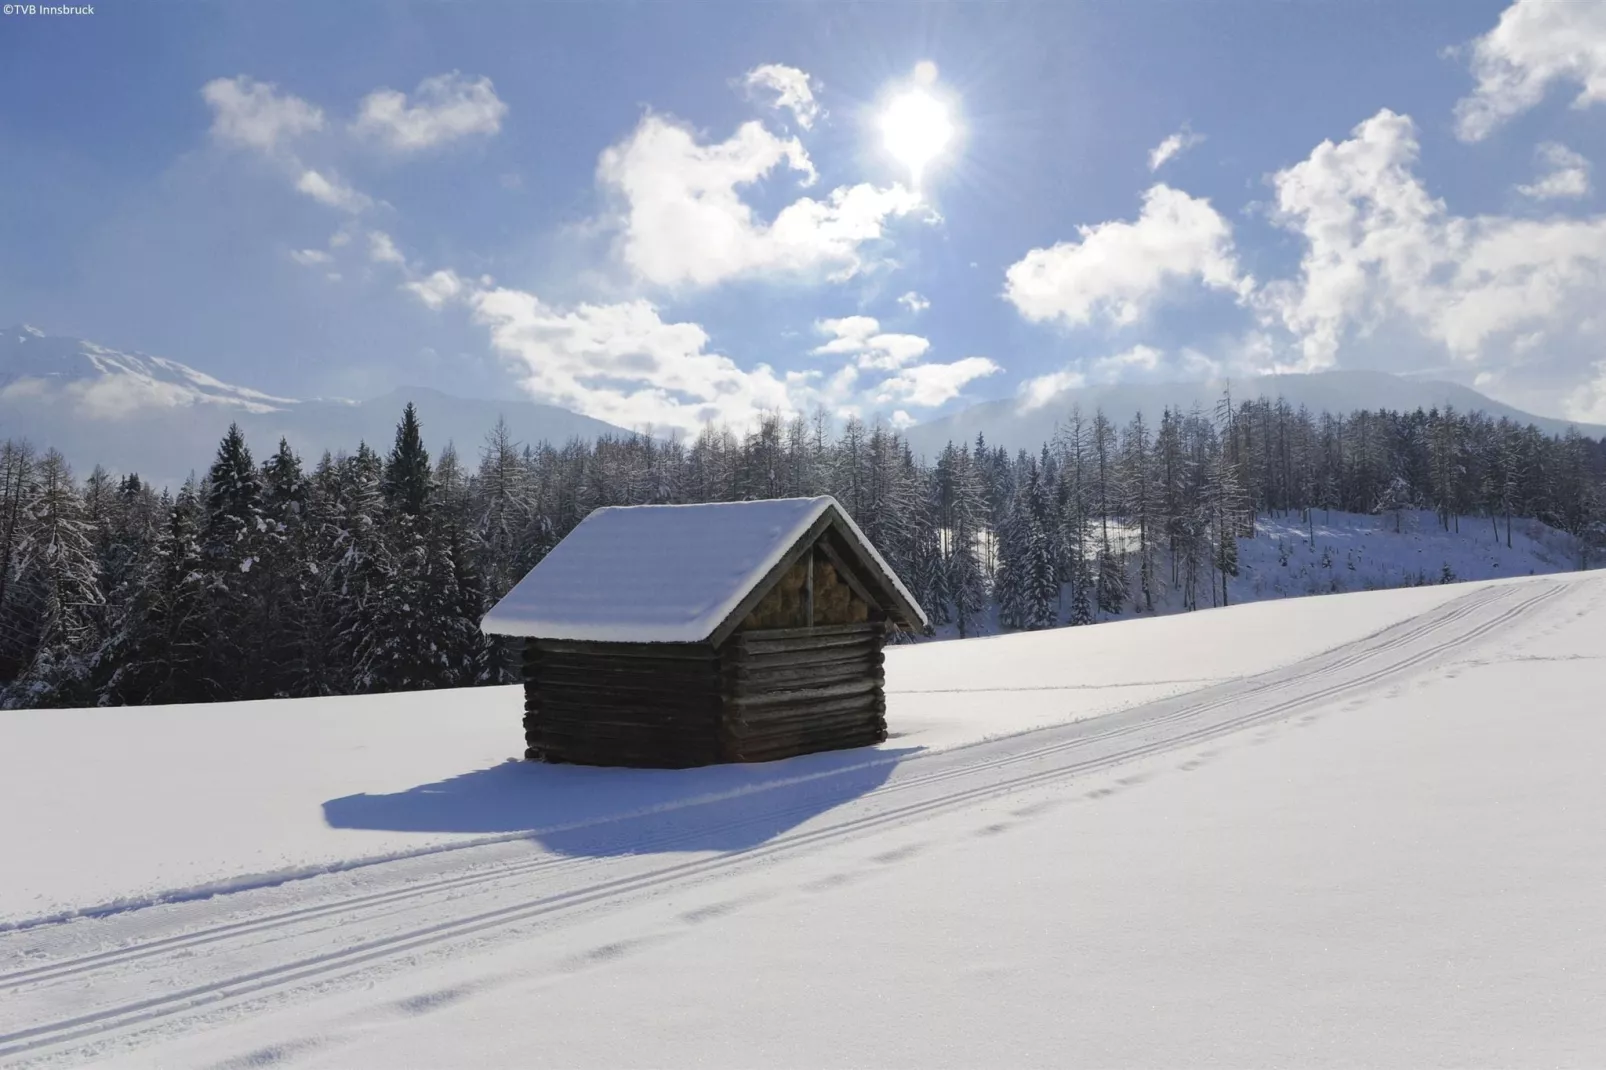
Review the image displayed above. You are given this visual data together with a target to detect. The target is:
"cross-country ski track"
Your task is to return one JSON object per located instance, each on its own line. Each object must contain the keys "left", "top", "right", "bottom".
{"left": 3, "top": 572, "right": 1604, "bottom": 1068}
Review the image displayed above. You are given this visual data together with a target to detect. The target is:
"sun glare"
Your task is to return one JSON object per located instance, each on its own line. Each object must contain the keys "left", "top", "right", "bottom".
{"left": 880, "top": 88, "right": 954, "bottom": 184}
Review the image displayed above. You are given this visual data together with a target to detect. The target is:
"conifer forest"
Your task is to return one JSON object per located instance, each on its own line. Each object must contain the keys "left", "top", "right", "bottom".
{"left": 2, "top": 396, "right": 1603, "bottom": 709}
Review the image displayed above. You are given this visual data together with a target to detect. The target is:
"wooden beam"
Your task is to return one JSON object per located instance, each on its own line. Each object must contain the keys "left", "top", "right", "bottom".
{"left": 806, "top": 548, "right": 815, "bottom": 629}
{"left": 815, "top": 528, "right": 882, "bottom": 610}
{"left": 708, "top": 510, "right": 836, "bottom": 649}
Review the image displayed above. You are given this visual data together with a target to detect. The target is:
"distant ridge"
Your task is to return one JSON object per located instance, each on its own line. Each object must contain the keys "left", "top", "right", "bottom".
{"left": 904, "top": 369, "right": 1606, "bottom": 459}
{"left": 0, "top": 326, "right": 634, "bottom": 491}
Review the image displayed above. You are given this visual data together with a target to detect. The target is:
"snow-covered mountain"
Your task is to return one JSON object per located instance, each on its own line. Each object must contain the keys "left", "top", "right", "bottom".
{"left": 904, "top": 369, "right": 1606, "bottom": 459}
{"left": 0, "top": 326, "right": 631, "bottom": 490}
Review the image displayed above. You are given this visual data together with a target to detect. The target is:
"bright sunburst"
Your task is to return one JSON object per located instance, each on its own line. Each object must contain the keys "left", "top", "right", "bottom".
{"left": 880, "top": 63, "right": 954, "bottom": 185}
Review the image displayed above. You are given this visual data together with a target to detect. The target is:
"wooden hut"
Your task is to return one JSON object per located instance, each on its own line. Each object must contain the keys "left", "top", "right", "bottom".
{"left": 480, "top": 496, "right": 928, "bottom": 768}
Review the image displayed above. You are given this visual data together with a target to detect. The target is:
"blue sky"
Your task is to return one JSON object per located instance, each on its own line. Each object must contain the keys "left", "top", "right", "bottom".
{"left": 3, "top": 0, "right": 1606, "bottom": 432}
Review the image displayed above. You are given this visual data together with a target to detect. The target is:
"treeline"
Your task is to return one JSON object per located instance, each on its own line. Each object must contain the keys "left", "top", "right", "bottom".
{"left": 1, "top": 395, "right": 1603, "bottom": 709}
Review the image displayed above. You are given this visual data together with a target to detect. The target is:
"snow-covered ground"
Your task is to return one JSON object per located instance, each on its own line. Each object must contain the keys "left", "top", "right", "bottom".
{"left": 3, "top": 570, "right": 1604, "bottom": 1067}
{"left": 0, "top": 581, "right": 1478, "bottom": 927}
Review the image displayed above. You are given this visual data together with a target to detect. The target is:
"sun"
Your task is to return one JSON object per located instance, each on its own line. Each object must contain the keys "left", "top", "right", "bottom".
{"left": 880, "top": 86, "right": 954, "bottom": 185}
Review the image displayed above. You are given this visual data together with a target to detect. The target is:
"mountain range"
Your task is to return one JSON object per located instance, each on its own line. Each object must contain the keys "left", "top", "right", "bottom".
{"left": 3, "top": 325, "right": 1603, "bottom": 490}
{"left": 900, "top": 370, "right": 1606, "bottom": 460}
{"left": 0, "top": 326, "right": 630, "bottom": 491}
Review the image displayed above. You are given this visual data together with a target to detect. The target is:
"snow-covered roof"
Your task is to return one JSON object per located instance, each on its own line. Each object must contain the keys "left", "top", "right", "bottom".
{"left": 481, "top": 496, "right": 927, "bottom": 643}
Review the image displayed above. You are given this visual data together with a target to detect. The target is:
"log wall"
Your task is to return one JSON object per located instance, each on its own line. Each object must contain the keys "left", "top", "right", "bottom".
{"left": 719, "top": 622, "right": 887, "bottom": 763}
{"left": 521, "top": 621, "right": 888, "bottom": 768}
{"left": 522, "top": 638, "right": 723, "bottom": 768}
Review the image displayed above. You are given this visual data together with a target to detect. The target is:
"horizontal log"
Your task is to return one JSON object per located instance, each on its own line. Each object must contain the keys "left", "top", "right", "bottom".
{"left": 729, "top": 632, "right": 884, "bottom": 658}
{"left": 732, "top": 684, "right": 886, "bottom": 716}
{"left": 732, "top": 622, "right": 884, "bottom": 643}
{"left": 532, "top": 638, "right": 720, "bottom": 662}
{"left": 730, "top": 642, "right": 881, "bottom": 666}
{"left": 726, "top": 705, "right": 884, "bottom": 737}
{"left": 534, "top": 675, "right": 721, "bottom": 695}
{"left": 725, "top": 712, "right": 882, "bottom": 742}
{"left": 534, "top": 726, "right": 718, "bottom": 750}
{"left": 739, "top": 707, "right": 887, "bottom": 734}
{"left": 539, "top": 745, "right": 721, "bottom": 770}
{"left": 536, "top": 720, "right": 719, "bottom": 742}
{"left": 727, "top": 677, "right": 879, "bottom": 708}
{"left": 535, "top": 726, "right": 718, "bottom": 747}
{"left": 533, "top": 656, "right": 723, "bottom": 678}
{"left": 726, "top": 647, "right": 883, "bottom": 675}
{"left": 538, "top": 705, "right": 721, "bottom": 729}
{"left": 533, "top": 681, "right": 723, "bottom": 707}
{"left": 725, "top": 726, "right": 887, "bottom": 764}
{"left": 730, "top": 664, "right": 883, "bottom": 692}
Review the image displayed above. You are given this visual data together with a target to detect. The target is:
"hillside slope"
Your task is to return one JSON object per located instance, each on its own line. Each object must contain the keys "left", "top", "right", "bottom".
{"left": 937, "top": 507, "right": 1595, "bottom": 639}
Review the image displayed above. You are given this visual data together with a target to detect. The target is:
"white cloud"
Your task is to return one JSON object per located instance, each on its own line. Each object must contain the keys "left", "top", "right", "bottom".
{"left": 1089, "top": 343, "right": 1165, "bottom": 380}
{"left": 1565, "top": 361, "right": 1606, "bottom": 422}
{"left": 468, "top": 288, "right": 799, "bottom": 433}
{"left": 873, "top": 357, "right": 1002, "bottom": 408}
{"left": 403, "top": 258, "right": 985, "bottom": 426}
{"left": 1453, "top": 0, "right": 1606, "bottom": 142}
{"left": 1259, "top": 108, "right": 1606, "bottom": 389}
{"left": 743, "top": 64, "right": 821, "bottom": 129}
{"left": 290, "top": 248, "right": 332, "bottom": 266}
{"left": 1003, "top": 184, "right": 1249, "bottom": 328}
{"left": 1018, "top": 369, "right": 1087, "bottom": 412}
{"left": 812, "top": 316, "right": 931, "bottom": 370}
{"left": 368, "top": 230, "right": 406, "bottom": 265}
{"left": 404, "top": 269, "right": 467, "bottom": 310}
{"left": 201, "top": 76, "right": 325, "bottom": 152}
{"left": 353, "top": 72, "right": 508, "bottom": 152}
{"left": 1517, "top": 142, "right": 1592, "bottom": 200}
{"left": 1016, "top": 344, "right": 1222, "bottom": 412}
{"left": 897, "top": 291, "right": 930, "bottom": 314}
{"left": 597, "top": 114, "right": 923, "bottom": 288}
{"left": 1148, "top": 126, "right": 1205, "bottom": 171}
{"left": 295, "top": 169, "right": 372, "bottom": 213}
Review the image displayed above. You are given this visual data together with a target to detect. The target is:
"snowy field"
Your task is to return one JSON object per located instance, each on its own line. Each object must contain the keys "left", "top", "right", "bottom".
{"left": 3, "top": 570, "right": 1605, "bottom": 1067}
{"left": 0, "top": 581, "right": 1479, "bottom": 927}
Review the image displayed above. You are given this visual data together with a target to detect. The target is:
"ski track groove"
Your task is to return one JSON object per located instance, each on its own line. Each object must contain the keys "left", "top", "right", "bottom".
{"left": 0, "top": 581, "right": 1567, "bottom": 1064}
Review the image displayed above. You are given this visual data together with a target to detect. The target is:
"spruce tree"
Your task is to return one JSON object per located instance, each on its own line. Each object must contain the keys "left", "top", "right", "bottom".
{"left": 1021, "top": 464, "right": 1060, "bottom": 630}
{"left": 383, "top": 403, "right": 434, "bottom": 518}
{"left": 99, "top": 486, "right": 211, "bottom": 706}
{"left": 201, "top": 424, "right": 266, "bottom": 697}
